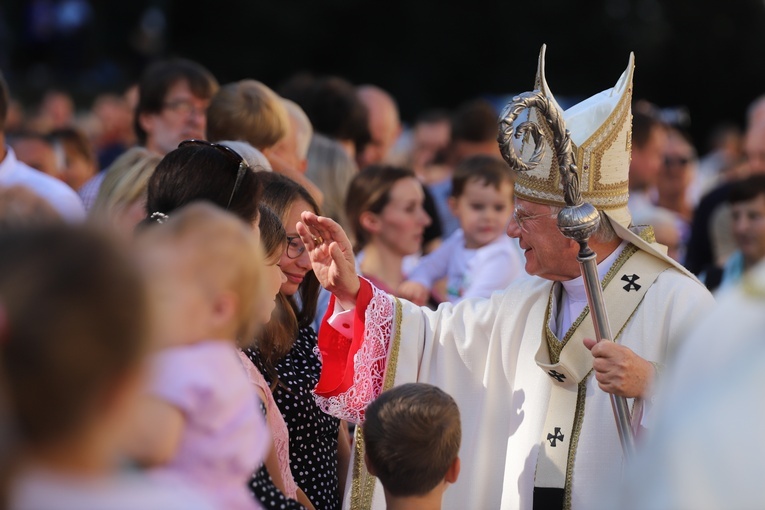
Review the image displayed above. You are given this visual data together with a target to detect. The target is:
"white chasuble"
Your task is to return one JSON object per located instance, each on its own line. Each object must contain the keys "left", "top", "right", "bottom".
{"left": 325, "top": 245, "right": 714, "bottom": 510}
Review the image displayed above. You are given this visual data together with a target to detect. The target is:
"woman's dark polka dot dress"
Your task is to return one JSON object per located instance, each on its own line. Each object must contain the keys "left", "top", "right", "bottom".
{"left": 246, "top": 326, "right": 341, "bottom": 510}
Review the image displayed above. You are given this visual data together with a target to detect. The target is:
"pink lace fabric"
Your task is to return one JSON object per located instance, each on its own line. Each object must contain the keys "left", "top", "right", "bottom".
{"left": 314, "top": 285, "right": 394, "bottom": 425}
{"left": 237, "top": 351, "right": 298, "bottom": 500}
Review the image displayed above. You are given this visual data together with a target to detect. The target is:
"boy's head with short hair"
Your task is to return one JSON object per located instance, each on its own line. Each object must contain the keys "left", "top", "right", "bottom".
{"left": 448, "top": 154, "right": 515, "bottom": 249}
{"left": 363, "top": 383, "right": 461, "bottom": 501}
{"left": 450, "top": 154, "right": 514, "bottom": 199}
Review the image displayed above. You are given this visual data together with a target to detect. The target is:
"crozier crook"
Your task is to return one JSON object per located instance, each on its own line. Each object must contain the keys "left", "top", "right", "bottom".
{"left": 498, "top": 91, "right": 636, "bottom": 458}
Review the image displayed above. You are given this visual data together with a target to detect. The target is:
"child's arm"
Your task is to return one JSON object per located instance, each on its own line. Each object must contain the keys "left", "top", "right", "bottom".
{"left": 396, "top": 280, "right": 431, "bottom": 305}
{"left": 124, "top": 396, "right": 185, "bottom": 467}
{"left": 460, "top": 241, "right": 524, "bottom": 301}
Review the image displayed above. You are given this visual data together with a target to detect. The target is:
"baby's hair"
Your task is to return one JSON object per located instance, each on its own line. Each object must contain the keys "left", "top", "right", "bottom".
{"left": 363, "top": 383, "right": 461, "bottom": 497}
{"left": 0, "top": 225, "right": 148, "bottom": 487}
{"left": 136, "top": 202, "right": 265, "bottom": 346}
{"left": 258, "top": 204, "right": 287, "bottom": 261}
{"left": 450, "top": 154, "right": 514, "bottom": 199}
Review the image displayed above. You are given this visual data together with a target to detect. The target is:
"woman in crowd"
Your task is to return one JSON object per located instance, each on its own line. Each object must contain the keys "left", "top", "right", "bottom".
{"left": 244, "top": 171, "right": 350, "bottom": 510}
{"left": 345, "top": 165, "right": 432, "bottom": 294}
{"left": 88, "top": 146, "right": 162, "bottom": 239}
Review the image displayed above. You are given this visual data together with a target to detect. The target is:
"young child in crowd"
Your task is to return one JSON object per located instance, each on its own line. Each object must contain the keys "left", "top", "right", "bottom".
{"left": 2, "top": 225, "right": 212, "bottom": 510}
{"left": 362, "top": 383, "right": 461, "bottom": 510}
{"left": 398, "top": 154, "right": 522, "bottom": 305}
{"left": 126, "top": 202, "right": 271, "bottom": 510}
{"left": 240, "top": 205, "right": 315, "bottom": 510}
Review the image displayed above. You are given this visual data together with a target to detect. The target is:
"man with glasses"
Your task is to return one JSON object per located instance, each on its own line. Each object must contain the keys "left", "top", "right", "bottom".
{"left": 301, "top": 47, "right": 715, "bottom": 510}
{"left": 79, "top": 58, "right": 219, "bottom": 210}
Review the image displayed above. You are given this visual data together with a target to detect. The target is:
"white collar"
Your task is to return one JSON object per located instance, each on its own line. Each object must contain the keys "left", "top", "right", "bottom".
{"left": 561, "top": 241, "right": 629, "bottom": 303}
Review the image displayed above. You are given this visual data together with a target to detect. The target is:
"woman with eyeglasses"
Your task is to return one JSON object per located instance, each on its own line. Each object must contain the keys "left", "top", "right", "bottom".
{"left": 243, "top": 172, "right": 349, "bottom": 510}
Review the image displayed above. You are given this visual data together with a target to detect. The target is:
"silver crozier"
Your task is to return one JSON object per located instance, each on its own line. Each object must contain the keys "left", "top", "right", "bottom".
{"left": 497, "top": 91, "right": 635, "bottom": 457}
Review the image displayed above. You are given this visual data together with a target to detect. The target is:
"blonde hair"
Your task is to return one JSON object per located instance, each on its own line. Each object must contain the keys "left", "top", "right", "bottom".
{"left": 206, "top": 79, "right": 289, "bottom": 150}
{"left": 137, "top": 202, "right": 266, "bottom": 344}
{"left": 89, "top": 147, "right": 162, "bottom": 224}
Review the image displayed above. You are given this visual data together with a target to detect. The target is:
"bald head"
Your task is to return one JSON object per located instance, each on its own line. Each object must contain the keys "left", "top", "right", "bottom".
{"left": 357, "top": 84, "right": 402, "bottom": 168}
{"left": 744, "top": 119, "right": 765, "bottom": 175}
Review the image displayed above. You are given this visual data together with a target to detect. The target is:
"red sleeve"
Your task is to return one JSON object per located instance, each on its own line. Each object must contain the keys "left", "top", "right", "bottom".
{"left": 315, "top": 279, "right": 373, "bottom": 398}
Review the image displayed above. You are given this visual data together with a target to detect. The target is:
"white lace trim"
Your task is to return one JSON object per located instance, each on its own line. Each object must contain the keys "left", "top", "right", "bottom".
{"left": 314, "top": 285, "right": 394, "bottom": 425}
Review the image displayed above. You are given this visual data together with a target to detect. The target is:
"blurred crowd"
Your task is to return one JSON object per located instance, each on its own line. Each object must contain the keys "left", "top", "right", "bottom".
{"left": 1, "top": 52, "right": 765, "bottom": 510}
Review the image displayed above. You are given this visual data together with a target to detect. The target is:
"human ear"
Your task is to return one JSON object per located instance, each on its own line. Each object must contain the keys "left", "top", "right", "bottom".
{"left": 359, "top": 211, "right": 382, "bottom": 234}
{"left": 444, "top": 456, "right": 460, "bottom": 484}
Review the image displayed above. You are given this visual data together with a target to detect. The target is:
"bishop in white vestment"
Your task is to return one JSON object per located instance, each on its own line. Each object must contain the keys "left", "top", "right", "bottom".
{"left": 299, "top": 45, "right": 716, "bottom": 510}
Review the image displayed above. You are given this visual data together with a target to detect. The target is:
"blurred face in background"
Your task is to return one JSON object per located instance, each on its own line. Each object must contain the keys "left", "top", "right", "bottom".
{"left": 364, "top": 177, "right": 431, "bottom": 256}
{"left": 744, "top": 120, "right": 765, "bottom": 175}
{"left": 140, "top": 79, "right": 209, "bottom": 156}
{"left": 658, "top": 130, "right": 696, "bottom": 207}
{"left": 731, "top": 193, "right": 765, "bottom": 267}
{"left": 629, "top": 124, "right": 668, "bottom": 191}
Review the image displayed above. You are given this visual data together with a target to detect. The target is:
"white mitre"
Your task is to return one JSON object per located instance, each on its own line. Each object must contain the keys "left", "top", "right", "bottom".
{"left": 505, "top": 44, "right": 696, "bottom": 277}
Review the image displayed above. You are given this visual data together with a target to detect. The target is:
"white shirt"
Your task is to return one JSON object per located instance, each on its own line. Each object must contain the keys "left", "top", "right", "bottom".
{"left": 0, "top": 147, "right": 86, "bottom": 221}
{"left": 406, "top": 229, "right": 524, "bottom": 303}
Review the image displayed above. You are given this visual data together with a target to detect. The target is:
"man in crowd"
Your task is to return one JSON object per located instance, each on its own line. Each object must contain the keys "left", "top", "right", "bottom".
{"left": 78, "top": 58, "right": 219, "bottom": 209}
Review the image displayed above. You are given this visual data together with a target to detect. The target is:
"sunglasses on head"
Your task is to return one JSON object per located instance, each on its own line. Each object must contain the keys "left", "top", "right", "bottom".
{"left": 178, "top": 139, "right": 250, "bottom": 210}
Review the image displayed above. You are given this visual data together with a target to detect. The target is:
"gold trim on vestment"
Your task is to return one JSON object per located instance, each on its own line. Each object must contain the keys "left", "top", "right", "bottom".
{"left": 544, "top": 243, "right": 639, "bottom": 363}
{"left": 349, "top": 297, "right": 404, "bottom": 510}
{"left": 542, "top": 243, "right": 640, "bottom": 510}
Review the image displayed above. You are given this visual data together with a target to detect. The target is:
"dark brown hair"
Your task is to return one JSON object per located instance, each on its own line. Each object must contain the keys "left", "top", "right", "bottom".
{"left": 145, "top": 143, "right": 261, "bottom": 226}
{"left": 258, "top": 204, "right": 287, "bottom": 261}
{"left": 728, "top": 174, "right": 765, "bottom": 204}
{"left": 134, "top": 58, "right": 219, "bottom": 145}
{"left": 363, "top": 383, "right": 461, "bottom": 497}
{"left": 254, "top": 172, "right": 321, "bottom": 389}
{"left": 450, "top": 154, "right": 514, "bottom": 198}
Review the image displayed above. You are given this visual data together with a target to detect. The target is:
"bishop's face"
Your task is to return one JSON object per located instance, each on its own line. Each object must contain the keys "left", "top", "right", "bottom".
{"left": 507, "top": 198, "right": 580, "bottom": 281}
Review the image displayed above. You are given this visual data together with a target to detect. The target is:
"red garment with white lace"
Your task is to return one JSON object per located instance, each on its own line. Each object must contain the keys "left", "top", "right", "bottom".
{"left": 313, "top": 278, "right": 393, "bottom": 424}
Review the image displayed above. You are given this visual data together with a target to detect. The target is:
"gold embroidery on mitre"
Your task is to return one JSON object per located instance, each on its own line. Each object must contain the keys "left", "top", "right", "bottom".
{"left": 511, "top": 50, "right": 635, "bottom": 214}
{"left": 576, "top": 67, "right": 634, "bottom": 211}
